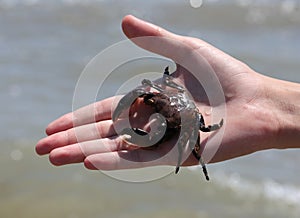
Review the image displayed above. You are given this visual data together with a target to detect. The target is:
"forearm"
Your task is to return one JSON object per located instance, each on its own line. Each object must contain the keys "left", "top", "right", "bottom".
{"left": 262, "top": 75, "right": 300, "bottom": 149}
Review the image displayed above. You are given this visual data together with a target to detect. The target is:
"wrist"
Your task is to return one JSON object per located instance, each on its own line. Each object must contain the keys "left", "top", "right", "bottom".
{"left": 261, "top": 75, "right": 300, "bottom": 149}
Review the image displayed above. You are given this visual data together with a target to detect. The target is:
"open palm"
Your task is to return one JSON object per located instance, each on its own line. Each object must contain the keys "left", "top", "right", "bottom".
{"left": 36, "top": 15, "right": 278, "bottom": 173}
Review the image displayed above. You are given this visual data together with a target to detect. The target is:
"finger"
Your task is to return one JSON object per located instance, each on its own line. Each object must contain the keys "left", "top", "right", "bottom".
{"left": 122, "top": 15, "right": 221, "bottom": 55}
{"left": 36, "top": 120, "right": 117, "bottom": 155}
{"left": 46, "top": 96, "right": 120, "bottom": 135}
{"left": 122, "top": 15, "right": 175, "bottom": 39}
{"left": 122, "top": 14, "right": 238, "bottom": 80}
{"left": 49, "top": 136, "right": 128, "bottom": 166}
{"left": 84, "top": 149, "right": 169, "bottom": 171}
{"left": 83, "top": 136, "right": 188, "bottom": 171}
{"left": 84, "top": 145, "right": 207, "bottom": 171}
{"left": 121, "top": 15, "right": 206, "bottom": 63}
{"left": 122, "top": 15, "right": 218, "bottom": 81}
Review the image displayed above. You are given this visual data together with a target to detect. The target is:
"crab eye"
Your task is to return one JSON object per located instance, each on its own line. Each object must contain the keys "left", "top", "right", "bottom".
{"left": 145, "top": 98, "right": 154, "bottom": 105}
{"left": 143, "top": 93, "right": 155, "bottom": 105}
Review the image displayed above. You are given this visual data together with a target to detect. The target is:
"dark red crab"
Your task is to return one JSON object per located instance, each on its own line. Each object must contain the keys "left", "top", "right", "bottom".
{"left": 112, "top": 67, "right": 223, "bottom": 181}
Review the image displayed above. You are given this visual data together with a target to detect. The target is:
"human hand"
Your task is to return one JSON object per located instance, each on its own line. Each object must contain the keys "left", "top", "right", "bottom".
{"left": 36, "top": 15, "right": 293, "bottom": 172}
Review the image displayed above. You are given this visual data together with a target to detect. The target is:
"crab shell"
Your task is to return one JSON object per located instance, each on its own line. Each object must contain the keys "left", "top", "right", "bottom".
{"left": 112, "top": 67, "right": 223, "bottom": 181}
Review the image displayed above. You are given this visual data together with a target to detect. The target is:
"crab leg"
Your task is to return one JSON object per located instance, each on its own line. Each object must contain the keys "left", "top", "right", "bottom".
{"left": 187, "top": 114, "right": 210, "bottom": 181}
{"left": 198, "top": 113, "right": 224, "bottom": 132}
{"left": 175, "top": 131, "right": 190, "bottom": 174}
{"left": 141, "top": 79, "right": 164, "bottom": 92}
{"left": 162, "top": 66, "right": 185, "bottom": 92}
{"left": 142, "top": 67, "right": 185, "bottom": 92}
{"left": 191, "top": 135, "right": 210, "bottom": 181}
{"left": 174, "top": 110, "right": 197, "bottom": 174}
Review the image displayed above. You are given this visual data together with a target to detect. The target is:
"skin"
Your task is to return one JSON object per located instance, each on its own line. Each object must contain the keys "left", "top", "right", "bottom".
{"left": 36, "top": 15, "right": 300, "bottom": 171}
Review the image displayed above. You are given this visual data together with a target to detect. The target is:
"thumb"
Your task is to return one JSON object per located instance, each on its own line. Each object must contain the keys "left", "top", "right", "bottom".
{"left": 121, "top": 15, "right": 194, "bottom": 63}
{"left": 122, "top": 15, "right": 174, "bottom": 39}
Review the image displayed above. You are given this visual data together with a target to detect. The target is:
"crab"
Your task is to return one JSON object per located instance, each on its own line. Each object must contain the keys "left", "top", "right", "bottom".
{"left": 112, "top": 67, "right": 223, "bottom": 181}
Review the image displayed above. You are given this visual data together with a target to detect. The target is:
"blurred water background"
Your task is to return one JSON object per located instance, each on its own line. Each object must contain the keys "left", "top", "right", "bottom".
{"left": 1, "top": 0, "right": 300, "bottom": 217}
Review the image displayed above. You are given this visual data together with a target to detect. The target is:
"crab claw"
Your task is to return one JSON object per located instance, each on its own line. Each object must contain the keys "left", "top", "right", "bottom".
{"left": 120, "top": 128, "right": 153, "bottom": 147}
{"left": 118, "top": 113, "right": 168, "bottom": 148}
{"left": 120, "top": 125, "right": 167, "bottom": 148}
{"left": 112, "top": 88, "right": 148, "bottom": 122}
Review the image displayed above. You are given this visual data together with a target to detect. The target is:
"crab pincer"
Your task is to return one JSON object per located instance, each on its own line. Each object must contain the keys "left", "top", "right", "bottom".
{"left": 113, "top": 87, "right": 167, "bottom": 148}
{"left": 112, "top": 88, "right": 148, "bottom": 122}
